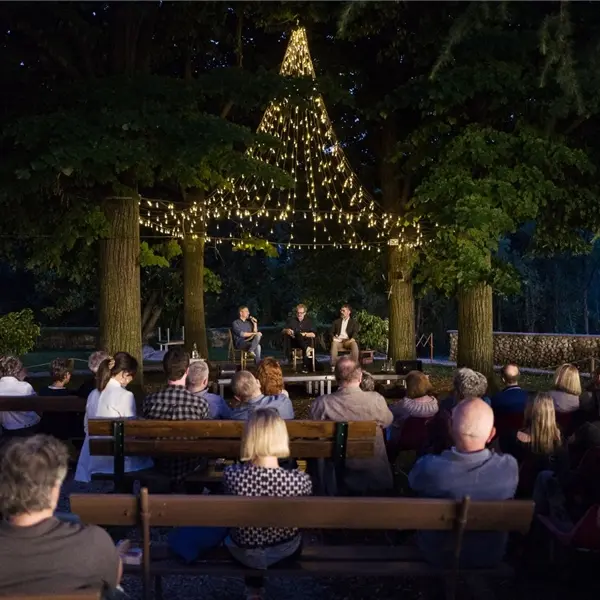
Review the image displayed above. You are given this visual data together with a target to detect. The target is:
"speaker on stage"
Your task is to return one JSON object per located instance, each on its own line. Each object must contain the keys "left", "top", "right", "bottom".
{"left": 395, "top": 360, "right": 423, "bottom": 375}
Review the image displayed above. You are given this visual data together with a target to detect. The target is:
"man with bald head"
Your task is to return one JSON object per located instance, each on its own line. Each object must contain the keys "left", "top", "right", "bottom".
{"left": 409, "top": 398, "right": 518, "bottom": 568}
{"left": 491, "top": 363, "right": 528, "bottom": 414}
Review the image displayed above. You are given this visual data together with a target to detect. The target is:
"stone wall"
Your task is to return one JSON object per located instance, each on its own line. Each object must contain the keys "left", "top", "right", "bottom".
{"left": 448, "top": 330, "right": 600, "bottom": 370}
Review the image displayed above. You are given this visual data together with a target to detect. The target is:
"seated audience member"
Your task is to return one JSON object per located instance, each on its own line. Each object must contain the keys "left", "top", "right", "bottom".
{"left": 360, "top": 371, "right": 375, "bottom": 392}
{"left": 409, "top": 398, "right": 518, "bottom": 568}
{"left": 143, "top": 347, "right": 209, "bottom": 484}
{"left": 77, "top": 350, "right": 109, "bottom": 399}
{"left": 499, "top": 392, "right": 567, "bottom": 495}
{"left": 232, "top": 306, "right": 262, "bottom": 363}
{"left": 75, "top": 353, "right": 153, "bottom": 483}
{"left": 429, "top": 368, "right": 488, "bottom": 454}
{"left": 38, "top": 358, "right": 81, "bottom": 442}
{"left": 390, "top": 370, "right": 438, "bottom": 423}
{"left": 257, "top": 357, "right": 289, "bottom": 398}
{"left": 230, "top": 371, "right": 294, "bottom": 420}
{"left": 330, "top": 304, "right": 360, "bottom": 369}
{"left": 549, "top": 363, "right": 581, "bottom": 413}
{"left": 186, "top": 360, "right": 231, "bottom": 419}
{"left": 16, "top": 366, "right": 27, "bottom": 381}
{"left": 224, "top": 409, "right": 312, "bottom": 599}
{"left": 310, "top": 357, "right": 393, "bottom": 494}
{"left": 491, "top": 363, "right": 529, "bottom": 414}
{"left": 0, "top": 355, "right": 39, "bottom": 437}
{"left": 0, "top": 435, "right": 122, "bottom": 595}
{"left": 282, "top": 304, "right": 317, "bottom": 373}
{"left": 439, "top": 368, "right": 488, "bottom": 412}
{"left": 579, "top": 366, "right": 600, "bottom": 417}
{"left": 39, "top": 358, "right": 74, "bottom": 396}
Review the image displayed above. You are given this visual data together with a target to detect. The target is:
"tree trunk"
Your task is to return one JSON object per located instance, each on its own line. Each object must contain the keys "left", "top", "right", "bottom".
{"left": 183, "top": 234, "right": 208, "bottom": 357}
{"left": 182, "top": 189, "right": 208, "bottom": 357}
{"left": 142, "top": 306, "right": 162, "bottom": 344}
{"left": 457, "top": 281, "right": 494, "bottom": 380}
{"left": 380, "top": 114, "right": 415, "bottom": 361}
{"left": 99, "top": 192, "right": 143, "bottom": 380}
{"left": 387, "top": 244, "right": 416, "bottom": 361}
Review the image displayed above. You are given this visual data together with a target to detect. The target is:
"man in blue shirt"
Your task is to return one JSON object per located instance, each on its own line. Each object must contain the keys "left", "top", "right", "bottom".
{"left": 229, "top": 371, "right": 294, "bottom": 420}
{"left": 186, "top": 360, "right": 232, "bottom": 419}
{"left": 409, "top": 398, "right": 518, "bottom": 568}
{"left": 231, "top": 306, "right": 262, "bottom": 362}
{"left": 491, "top": 364, "right": 529, "bottom": 414}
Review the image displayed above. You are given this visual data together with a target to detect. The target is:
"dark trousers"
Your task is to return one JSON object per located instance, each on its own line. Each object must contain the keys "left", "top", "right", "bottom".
{"left": 284, "top": 333, "right": 313, "bottom": 370}
{"left": 244, "top": 541, "right": 303, "bottom": 590}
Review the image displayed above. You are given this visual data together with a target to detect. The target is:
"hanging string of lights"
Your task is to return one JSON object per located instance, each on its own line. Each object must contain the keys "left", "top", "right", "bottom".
{"left": 140, "top": 26, "right": 423, "bottom": 250}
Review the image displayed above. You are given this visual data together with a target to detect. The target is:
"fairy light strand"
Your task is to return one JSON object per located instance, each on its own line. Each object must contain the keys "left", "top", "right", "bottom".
{"left": 140, "top": 27, "right": 424, "bottom": 250}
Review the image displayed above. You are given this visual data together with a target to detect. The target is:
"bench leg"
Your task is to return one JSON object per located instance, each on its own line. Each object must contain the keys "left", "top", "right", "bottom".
{"left": 154, "top": 574, "right": 163, "bottom": 600}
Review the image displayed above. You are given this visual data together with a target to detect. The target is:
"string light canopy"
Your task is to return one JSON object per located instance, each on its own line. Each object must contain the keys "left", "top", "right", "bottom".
{"left": 140, "top": 26, "right": 423, "bottom": 251}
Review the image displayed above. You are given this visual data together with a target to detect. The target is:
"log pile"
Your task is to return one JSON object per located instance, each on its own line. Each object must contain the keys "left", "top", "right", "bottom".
{"left": 448, "top": 331, "right": 600, "bottom": 370}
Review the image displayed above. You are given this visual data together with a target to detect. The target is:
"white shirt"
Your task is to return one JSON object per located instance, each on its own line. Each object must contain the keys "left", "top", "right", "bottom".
{"left": 338, "top": 318, "right": 350, "bottom": 340}
{"left": 75, "top": 378, "right": 153, "bottom": 482}
{"left": 0, "top": 376, "right": 40, "bottom": 430}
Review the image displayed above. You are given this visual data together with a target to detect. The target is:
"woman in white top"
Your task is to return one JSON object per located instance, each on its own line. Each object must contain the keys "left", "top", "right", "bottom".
{"left": 75, "top": 352, "right": 152, "bottom": 482}
{"left": 0, "top": 356, "right": 40, "bottom": 436}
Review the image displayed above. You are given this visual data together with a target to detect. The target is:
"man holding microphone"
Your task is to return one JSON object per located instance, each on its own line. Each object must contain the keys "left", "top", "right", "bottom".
{"left": 232, "top": 306, "right": 262, "bottom": 363}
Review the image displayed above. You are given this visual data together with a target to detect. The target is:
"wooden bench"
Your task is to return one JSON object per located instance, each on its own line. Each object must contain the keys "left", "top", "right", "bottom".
{"left": 0, "top": 395, "right": 86, "bottom": 412}
{"left": 71, "top": 489, "right": 534, "bottom": 600}
{"left": 5, "top": 592, "right": 101, "bottom": 600}
{"left": 87, "top": 419, "right": 377, "bottom": 491}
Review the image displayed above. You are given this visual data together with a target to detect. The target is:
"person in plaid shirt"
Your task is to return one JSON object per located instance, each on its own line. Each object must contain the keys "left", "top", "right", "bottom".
{"left": 143, "top": 347, "right": 209, "bottom": 483}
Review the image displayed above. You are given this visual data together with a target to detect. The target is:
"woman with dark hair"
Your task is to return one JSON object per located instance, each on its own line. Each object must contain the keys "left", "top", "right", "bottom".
{"left": 75, "top": 352, "right": 152, "bottom": 482}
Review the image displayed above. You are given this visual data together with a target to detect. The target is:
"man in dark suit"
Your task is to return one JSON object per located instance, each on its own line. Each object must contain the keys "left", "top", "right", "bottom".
{"left": 282, "top": 304, "right": 317, "bottom": 372}
{"left": 330, "top": 304, "right": 360, "bottom": 369}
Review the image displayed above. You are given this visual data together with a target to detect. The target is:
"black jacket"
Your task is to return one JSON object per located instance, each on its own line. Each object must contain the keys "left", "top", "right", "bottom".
{"left": 285, "top": 315, "right": 316, "bottom": 335}
{"left": 331, "top": 317, "right": 360, "bottom": 340}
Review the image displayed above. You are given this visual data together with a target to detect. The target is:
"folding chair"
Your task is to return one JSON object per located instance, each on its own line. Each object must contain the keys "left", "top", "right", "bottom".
{"left": 228, "top": 329, "right": 248, "bottom": 369}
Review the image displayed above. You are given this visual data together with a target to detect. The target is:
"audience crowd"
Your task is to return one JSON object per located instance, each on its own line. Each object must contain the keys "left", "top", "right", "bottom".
{"left": 0, "top": 348, "right": 599, "bottom": 598}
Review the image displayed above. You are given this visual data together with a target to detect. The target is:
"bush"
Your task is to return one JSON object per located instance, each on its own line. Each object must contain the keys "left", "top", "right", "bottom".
{"left": 0, "top": 309, "right": 41, "bottom": 356}
{"left": 354, "top": 310, "right": 388, "bottom": 352}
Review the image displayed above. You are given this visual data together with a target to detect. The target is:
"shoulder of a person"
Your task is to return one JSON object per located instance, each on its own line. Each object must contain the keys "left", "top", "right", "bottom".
{"left": 59, "top": 520, "right": 116, "bottom": 550}
{"left": 492, "top": 450, "right": 518, "bottom": 470}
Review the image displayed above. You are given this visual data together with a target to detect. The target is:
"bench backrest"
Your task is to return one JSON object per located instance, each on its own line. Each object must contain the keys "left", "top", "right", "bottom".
{"left": 87, "top": 419, "right": 375, "bottom": 460}
{"left": 0, "top": 395, "right": 86, "bottom": 412}
{"left": 71, "top": 491, "right": 534, "bottom": 533}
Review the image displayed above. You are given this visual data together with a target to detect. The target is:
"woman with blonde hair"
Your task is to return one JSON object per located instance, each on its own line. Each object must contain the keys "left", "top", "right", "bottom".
{"left": 256, "top": 357, "right": 288, "bottom": 398}
{"left": 499, "top": 392, "right": 567, "bottom": 495}
{"left": 549, "top": 363, "right": 581, "bottom": 413}
{"left": 223, "top": 408, "right": 312, "bottom": 599}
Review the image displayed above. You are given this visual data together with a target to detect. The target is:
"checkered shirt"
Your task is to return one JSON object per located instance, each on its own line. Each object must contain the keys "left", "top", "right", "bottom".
{"left": 143, "top": 384, "right": 209, "bottom": 482}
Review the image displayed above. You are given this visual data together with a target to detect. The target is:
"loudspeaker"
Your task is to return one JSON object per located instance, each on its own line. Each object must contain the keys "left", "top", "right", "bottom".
{"left": 218, "top": 364, "right": 241, "bottom": 377}
{"left": 395, "top": 360, "right": 423, "bottom": 375}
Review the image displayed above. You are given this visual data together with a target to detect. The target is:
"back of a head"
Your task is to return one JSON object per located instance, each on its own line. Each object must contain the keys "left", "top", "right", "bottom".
{"left": 88, "top": 350, "right": 109, "bottom": 374}
{"left": 50, "top": 358, "right": 74, "bottom": 383}
{"left": 501, "top": 363, "right": 520, "bottom": 385}
{"left": 335, "top": 356, "right": 362, "bottom": 386}
{"left": 451, "top": 398, "right": 494, "bottom": 448}
{"left": 0, "top": 435, "right": 68, "bottom": 516}
{"left": 186, "top": 360, "right": 209, "bottom": 390}
{"left": 256, "top": 358, "right": 284, "bottom": 396}
{"left": 0, "top": 355, "right": 23, "bottom": 379}
{"left": 360, "top": 371, "right": 375, "bottom": 392}
{"left": 241, "top": 408, "right": 290, "bottom": 462}
{"left": 526, "top": 392, "right": 561, "bottom": 455}
{"left": 554, "top": 363, "right": 582, "bottom": 396}
{"left": 163, "top": 347, "right": 190, "bottom": 382}
{"left": 454, "top": 368, "right": 488, "bottom": 400}
{"left": 96, "top": 352, "right": 138, "bottom": 392}
{"left": 406, "top": 370, "right": 432, "bottom": 399}
{"left": 232, "top": 370, "right": 259, "bottom": 402}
